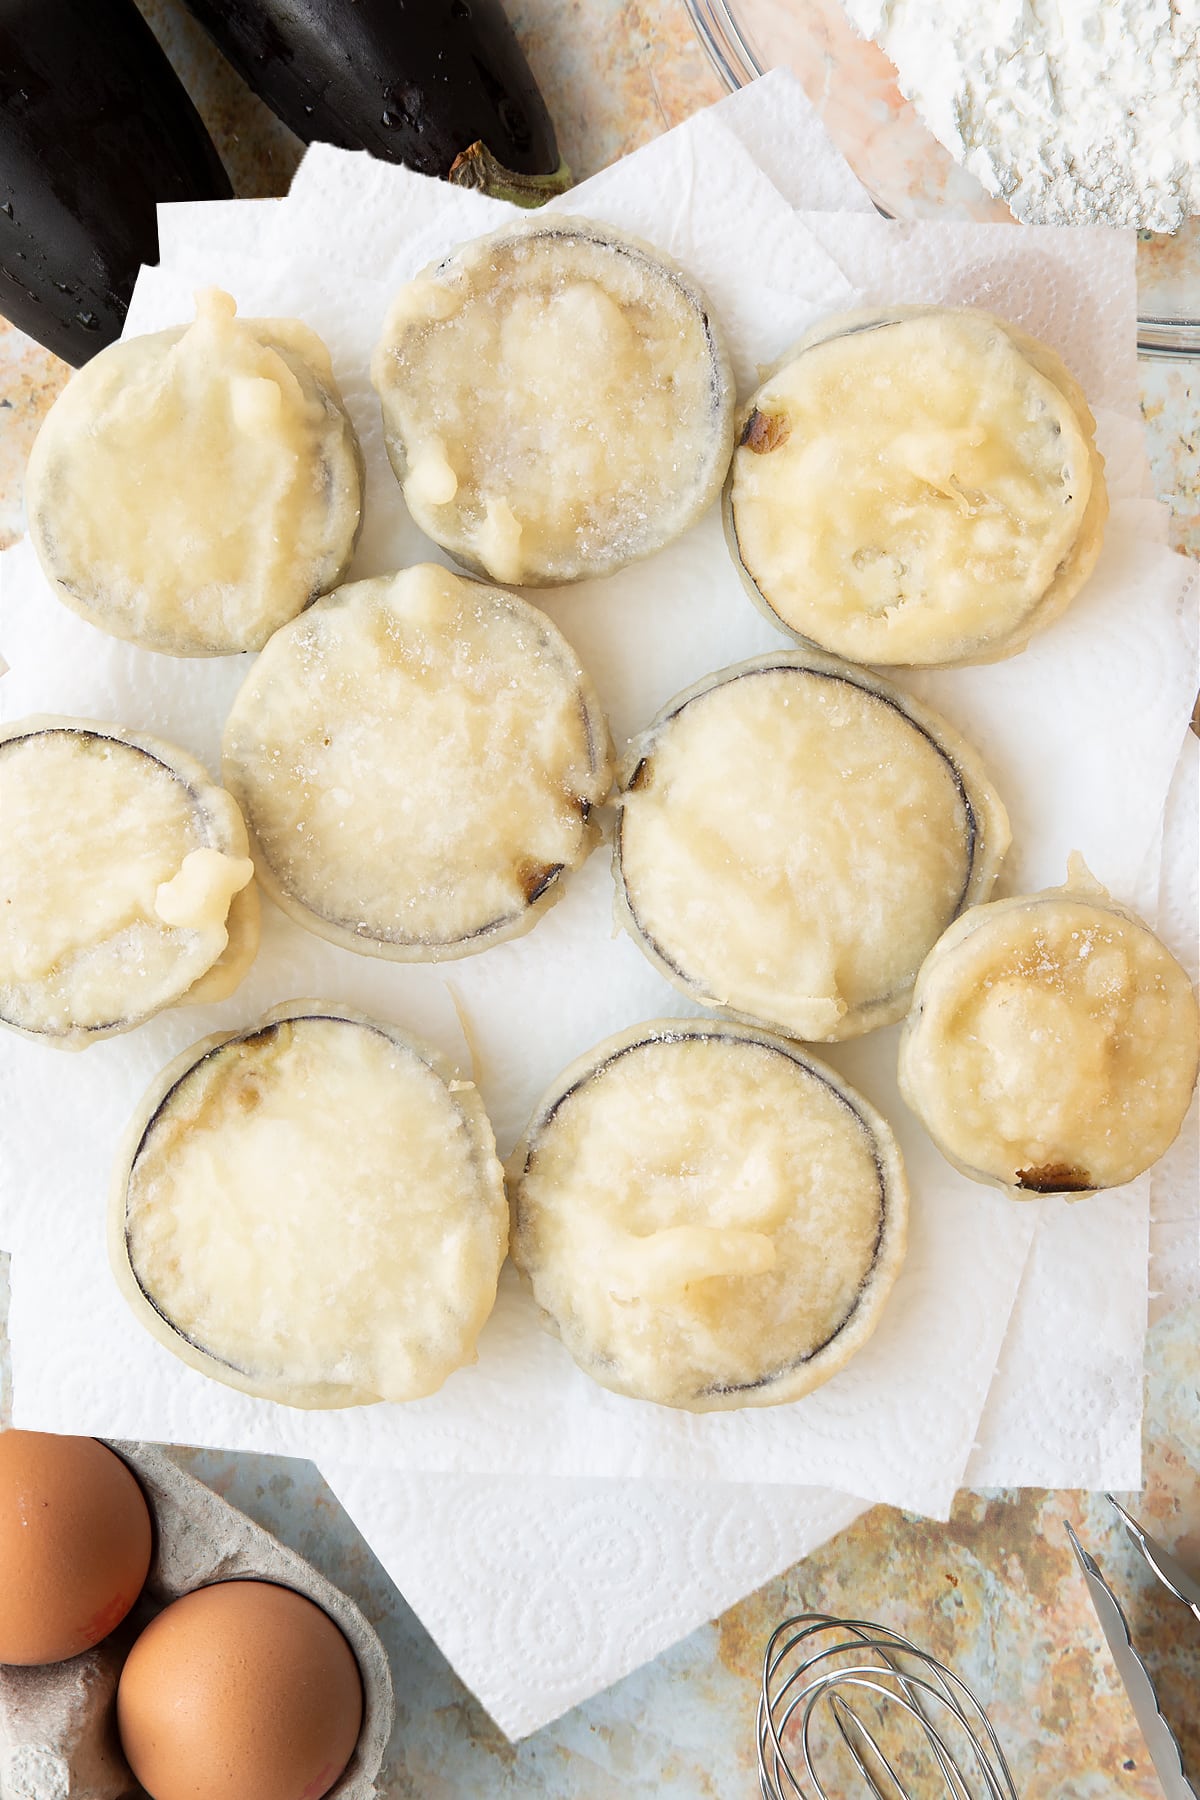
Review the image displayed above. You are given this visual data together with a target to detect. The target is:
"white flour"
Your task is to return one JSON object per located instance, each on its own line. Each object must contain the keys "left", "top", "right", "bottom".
{"left": 842, "top": 0, "right": 1200, "bottom": 229}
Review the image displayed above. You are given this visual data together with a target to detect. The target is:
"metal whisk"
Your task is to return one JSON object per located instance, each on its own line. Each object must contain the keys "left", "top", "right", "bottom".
{"left": 758, "top": 1614, "right": 1019, "bottom": 1800}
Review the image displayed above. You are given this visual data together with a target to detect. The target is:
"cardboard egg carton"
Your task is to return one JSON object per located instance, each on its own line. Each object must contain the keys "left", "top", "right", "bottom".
{"left": 0, "top": 1443, "right": 394, "bottom": 1800}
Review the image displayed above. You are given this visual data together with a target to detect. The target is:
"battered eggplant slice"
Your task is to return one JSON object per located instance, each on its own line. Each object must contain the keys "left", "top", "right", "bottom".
{"left": 509, "top": 1019, "right": 908, "bottom": 1411}
{"left": 0, "top": 717, "right": 257, "bottom": 1049}
{"left": 899, "top": 857, "right": 1200, "bottom": 1198}
{"left": 726, "top": 306, "right": 1107, "bottom": 667}
{"left": 370, "top": 218, "right": 735, "bottom": 585}
{"left": 110, "top": 1003, "right": 508, "bottom": 1407}
{"left": 27, "top": 289, "right": 362, "bottom": 656}
{"left": 222, "top": 563, "right": 613, "bottom": 960}
{"left": 615, "top": 652, "right": 1009, "bottom": 1043}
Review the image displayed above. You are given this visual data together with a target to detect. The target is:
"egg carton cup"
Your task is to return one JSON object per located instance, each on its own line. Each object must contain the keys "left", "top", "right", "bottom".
{"left": 0, "top": 1442, "right": 395, "bottom": 1800}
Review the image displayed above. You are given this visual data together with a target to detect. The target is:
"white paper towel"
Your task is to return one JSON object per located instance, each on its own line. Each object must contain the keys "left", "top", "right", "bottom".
{"left": 1, "top": 71, "right": 1196, "bottom": 1740}
{"left": 316, "top": 78, "right": 1193, "bottom": 1726}
{"left": 321, "top": 1466, "right": 868, "bottom": 1742}
{"left": 732, "top": 75, "right": 1199, "bottom": 1498}
{"left": 0, "top": 61, "right": 1192, "bottom": 1486}
{"left": 1148, "top": 733, "right": 1200, "bottom": 1322}
{"left": 1, "top": 1025, "right": 1032, "bottom": 1510}
{"left": 0, "top": 95, "right": 1076, "bottom": 1518}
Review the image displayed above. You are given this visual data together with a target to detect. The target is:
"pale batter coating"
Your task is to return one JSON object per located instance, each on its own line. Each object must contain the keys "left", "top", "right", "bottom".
{"left": 509, "top": 1020, "right": 908, "bottom": 1411}
{"left": 899, "top": 858, "right": 1200, "bottom": 1196}
{"left": 0, "top": 717, "right": 257, "bottom": 1048}
{"left": 371, "top": 218, "right": 735, "bottom": 585}
{"left": 726, "top": 307, "right": 1107, "bottom": 667}
{"left": 222, "top": 564, "right": 613, "bottom": 961}
{"left": 27, "top": 289, "right": 362, "bottom": 656}
{"left": 615, "top": 653, "right": 1009, "bottom": 1042}
{"left": 110, "top": 1003, "right": 508, "bottom": 1407}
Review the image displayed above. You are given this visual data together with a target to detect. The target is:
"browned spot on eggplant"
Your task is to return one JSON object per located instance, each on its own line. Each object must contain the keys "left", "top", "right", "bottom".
{"left": 1016, "top": 1161, "right": 1094, "bottom": 1193}
{"left": 232, "top": 1073, "right": 266, "bottom": 1115}
{"left": 740, "top": 408, "right": 790, "bottom": 454}
{"left": 626, "top": 756, "right": 651, "bottom": 792}
{"left": 517, "top": 859, "right": 564, "bottom": 905}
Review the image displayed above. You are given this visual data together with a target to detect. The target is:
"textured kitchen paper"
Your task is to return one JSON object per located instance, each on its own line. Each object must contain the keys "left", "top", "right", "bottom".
{"left": 1, "top": 74, "right": 1197, "bottom": 1737}
{"left": 740, "top": 101, "right": 1200, "bottom": 1493}
{"left": 0, "top": 105, "right": 1034, "bottom": 1516}
{"left": 3, "top": 69, "right": 1196, "bottom": 1502}
{"left": 320, "top": 1466, "right": 868, "bottom": 1742}
{"left": 959, "top": 717, "right": 1197, "bottom": 1492}
{"left": 313, "top": 497, "right": 1197, "bottom": 1739}
{"left": 300, "top": 77, "right": 1194, "bottom": 1720}
{"left": 1147, "top": 733, "right": 1199, "bottom": 1322}
{"left": 696, "top": 67, "right": 878, "bottom": 214}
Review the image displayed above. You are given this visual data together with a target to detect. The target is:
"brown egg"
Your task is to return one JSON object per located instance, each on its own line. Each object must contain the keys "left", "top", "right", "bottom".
{"left": 116, "top": 1578, "right": 364, "bottom": 1800}
{"left": 0, "top": 1429, "right": 153, "bottom": 1664}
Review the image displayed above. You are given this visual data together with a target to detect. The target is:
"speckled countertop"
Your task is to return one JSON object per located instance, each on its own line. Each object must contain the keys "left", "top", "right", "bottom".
{"left": 1, "top": 3, "right": 1197, "bottom": 1795}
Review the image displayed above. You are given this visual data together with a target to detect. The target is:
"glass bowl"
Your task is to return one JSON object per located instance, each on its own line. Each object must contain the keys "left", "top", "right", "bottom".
{"left": 686, "top": 0, "right": 1200, "bottom": 360}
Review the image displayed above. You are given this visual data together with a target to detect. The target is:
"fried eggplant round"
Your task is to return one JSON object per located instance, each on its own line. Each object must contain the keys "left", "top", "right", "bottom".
{"left": 899, "top": 857, "right": 1200, "bottom": 1196}
{"left": 726, "top": 306, "right": 1107, "bottom": 667}
{"left": 509, "top": 1018, "right": 908, "bottom": 1410}
{"left": 110, "top": 1003, "right": 508, "bottom": 1406}
{"left": 222, "top": 563, "right": 613, "bottom": 961}
{"left": 0, "top": 716, "right": 257, "bottom": 1048}
{"left": 615, "top": 652, "right": 1009, "bottom": 1042}
{"left": 27, "top": 289, "right": 362, "bottom": 656}
{"left": 371, "top": 218, "right": 735, "bottom": 585}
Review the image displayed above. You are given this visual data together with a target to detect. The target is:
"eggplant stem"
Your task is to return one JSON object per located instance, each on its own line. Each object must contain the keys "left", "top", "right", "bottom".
{"left": 448, "top": 141, "right": 572, "bottom": 207}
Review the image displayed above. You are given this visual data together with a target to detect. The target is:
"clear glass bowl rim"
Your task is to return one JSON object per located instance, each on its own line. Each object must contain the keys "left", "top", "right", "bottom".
{"left": 684, "top": 0, "right": 1200, "bottom": 359}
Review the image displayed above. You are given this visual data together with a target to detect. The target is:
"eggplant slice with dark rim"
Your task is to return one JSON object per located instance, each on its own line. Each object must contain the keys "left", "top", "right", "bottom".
{"left": 371, "top": 218, "right": 736, "bottom": 586}
{"left": 508, "top": 1018, "right": 909, "bottom": 1411}
{"left": 110, "top": 1002, "right": 509, "bottom": 1407}
{"left": 221, "top": 563, "right": 613, "bottom": 961}
{"left": 898, "top": 857, "right": 1200, "bottom": 1198}
{"left": 0, "top": 716, "right": 258, "bottom": 1047}
{"left": 26, "top": 289, "right": 363, "bottom": 657}
{"left": 614, "top": 650, "right": 1011, "bottom": 1043}
{"left": 725, "top": 306, "right": 1108, "bottom": 668}
{"left": 0, "top": 0, "right": 232, "bottom": 363}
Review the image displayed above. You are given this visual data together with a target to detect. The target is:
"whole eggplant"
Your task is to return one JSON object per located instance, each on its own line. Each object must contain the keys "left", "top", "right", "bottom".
{"left": 0, "top": 0, "right": 232, "bottom": 364}
{"left": 177, "top": 0, "right": 569, "bottom": 200}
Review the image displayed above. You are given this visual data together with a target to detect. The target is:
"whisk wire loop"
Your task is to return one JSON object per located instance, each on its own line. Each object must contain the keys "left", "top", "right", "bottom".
{"left": 828, "top": 1689, "right": 911, "bottom": 1800}
{"left": 817, "top": 1677, "right": 978, "bottom": 1800}
{"left": 758, "top": 1613, "right": 1020, "bottom": 1800}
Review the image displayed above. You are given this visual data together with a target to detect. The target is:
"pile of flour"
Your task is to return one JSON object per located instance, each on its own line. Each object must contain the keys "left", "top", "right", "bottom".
{"left": 842, "top": 0, "right": 1200, "bottom": 230}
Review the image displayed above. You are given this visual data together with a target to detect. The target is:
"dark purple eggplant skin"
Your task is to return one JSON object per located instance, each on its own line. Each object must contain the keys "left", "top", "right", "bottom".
{"left": 176, "top": 0, "right": 563, "bottom": 184}
{"left": 0, "top": 0, "right": 231, "bottom": 366}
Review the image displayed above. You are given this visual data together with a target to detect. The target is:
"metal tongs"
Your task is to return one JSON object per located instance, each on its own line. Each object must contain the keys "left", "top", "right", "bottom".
{"left": 1066, "top": 1496, "right": 1199, "bottom": 1800}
